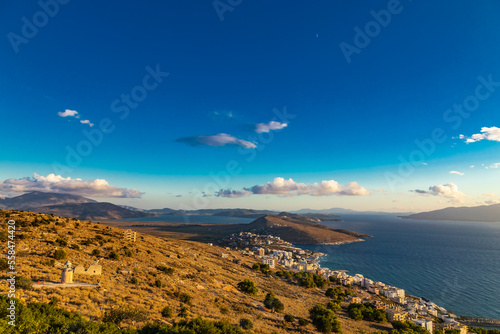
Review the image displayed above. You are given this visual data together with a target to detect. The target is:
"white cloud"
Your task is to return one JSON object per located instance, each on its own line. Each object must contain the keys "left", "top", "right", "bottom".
{"left": 58, "top": 109, "right": 79, "bottom": 118}
{"left": 176, "top": 133, "right": 256, "bottom": 149}
{"left": 449, "top": 171, "right": 464, "bottom": 176}
{"left": 217, "top": 177, "right": 370, "bottom": 198}
{"left": 459, "top": 126, "right": 500, "bottom": 143}
{"left": 80, "top": 119, "right": 94, "bottom": 127}
{"left": 255, "top": 121, "right": 288, "bottom": 133}
{"left": 470, "top": 165, "right": 475, "bottom": 168}
{"left": 489, "top": 162, "right": 500, "bottom": 169}
{"left": 422, "top": 163, "right": 428, "bottom": 166}
{"left": 412, "top": 183, "right": 465, "bottom": 203}
{"left": 216, "top": 189, "right": 252, "bottom": 198}
{"left": 0, "top": 173, "right": 143, "bottom": 198}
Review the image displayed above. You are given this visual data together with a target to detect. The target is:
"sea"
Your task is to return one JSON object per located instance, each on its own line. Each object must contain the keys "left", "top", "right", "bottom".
{"left": 127, "top": 214, "right": 500, "bottom": 319}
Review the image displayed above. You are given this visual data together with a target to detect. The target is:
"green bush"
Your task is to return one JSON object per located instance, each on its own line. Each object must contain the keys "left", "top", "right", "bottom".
{"left": 348, "top": 303, "right": 387, "bottom": 323}
{"left": 0, "top": 258, "right": 9, "bottom": 270}
{"left": 327, "top": 300, "right": 341, "bottom": 312}
{"left": 92, "top": 249, "right": 101, "bottom": 256}
{"left": 155, "top": 279, "right": 162, "bottom": 288}
{"left": 309, "top": 304, "right": 342, "bottom": 333}
{"left": 284, "top": 314, "right": 295, "bottom": 322}
{"left": 15, "top": 276, "right": 33, "bottom": 290}
{"left": 156, "top": 265, "right": 175, "bottom": 275}
{"left": 54, "top": 238, "right": 68, "bottom": 246}
{"left": 263, "top": 292, "right": 284, "bottom": 312}
{"left": 124, "top": 249, "right": 133, "bottom": 257}
{"left": 178, "top": 305, "right": 188, "bottom": 318}
{"left": 179, "top": 293, "right": 192, "bottom": 305}
{"left": 70, "top": 244, "right": 80, "bottom": 250}
{"left": 53, "top": 249, "right": 67, "bottom": 260}
{"left": 130, "top": 277, "right": 138, "bottom": 284}
{"left": 298, "top": 317, "right": 309, "bottom": 326}
{"left": 239, "top": 318, "right": 253, "bottom": 330}
{"left": 161, "top": 306, "right": 172, "bottom": 318}
{"left": 108, "top": 250, "right": 119, "bottom": 260}
{"left": 237, "top": 279, "right": 258, "bottom": 296}
{"left": 102, "top": 306, "right": 146, "bottom": 326}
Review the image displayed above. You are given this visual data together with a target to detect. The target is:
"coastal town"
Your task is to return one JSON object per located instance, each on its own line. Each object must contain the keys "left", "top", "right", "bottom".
{"left": 225, "top": 232, "right": 472, "bottom": 334}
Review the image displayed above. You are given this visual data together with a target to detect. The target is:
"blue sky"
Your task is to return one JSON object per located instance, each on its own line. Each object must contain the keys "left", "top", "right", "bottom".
{"left": 1, "top": 0, "right": 500, "bottom": 212}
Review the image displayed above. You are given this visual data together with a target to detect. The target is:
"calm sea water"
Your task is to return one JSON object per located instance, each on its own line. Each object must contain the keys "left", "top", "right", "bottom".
{"left": 299, "top": 214, "right": 500, "bottom": 319}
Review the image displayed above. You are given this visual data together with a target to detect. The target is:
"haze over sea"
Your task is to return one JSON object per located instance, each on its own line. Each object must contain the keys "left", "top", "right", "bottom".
{"left": 129, "top": 214, "right": 500, "bottom": 319}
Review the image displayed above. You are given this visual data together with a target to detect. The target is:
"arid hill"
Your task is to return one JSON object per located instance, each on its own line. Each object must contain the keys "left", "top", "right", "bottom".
{"left": 0, "top": 209, "right": 389, "bottom": 334}
{"left": 401, "top": 203, "right": 500, "bottom": 222}
{"left": 0, "top": 192, "right": 152, "bottom": 220}
{"left": 242, "top": 215, "right": 370, "bottom": 245}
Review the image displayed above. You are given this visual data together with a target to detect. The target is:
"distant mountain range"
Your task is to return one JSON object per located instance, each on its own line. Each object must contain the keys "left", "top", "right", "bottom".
{"left": 401, "top": 203, "right": 500, "bottom": 222}
{"left": 7, "top": 191, "right": 497, "bottom": 223}
{"left": 0, "top": 192, "right": 152, "bottom": 220}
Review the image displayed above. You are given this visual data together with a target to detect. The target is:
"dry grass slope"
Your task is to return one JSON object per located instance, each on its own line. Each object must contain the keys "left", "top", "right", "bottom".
{"left": 0, "top": 210, "right": 391, "bottom": 334}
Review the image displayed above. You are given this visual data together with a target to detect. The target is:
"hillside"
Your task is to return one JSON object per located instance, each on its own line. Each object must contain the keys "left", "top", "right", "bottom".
{"left": 35, "top": 202, "right": 153, "bottom": 220}
{"left": 401, "top": 203, "right": 500, "bottom": 222}
{"left": 0, "top": 191, "right": 96, "bottom": 210}
{"left": 242, "top": 215, "right": 370, "bottom": 245}
{"left": 0, "top": 210, "right": 390, "bottom": 334}
{"left": 0, "top": 192, "right": 152, "bottom": 220}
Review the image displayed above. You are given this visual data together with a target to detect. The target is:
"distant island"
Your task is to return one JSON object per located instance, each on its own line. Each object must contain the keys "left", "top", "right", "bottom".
{"left": 401, "top": 203, "right": 500, "bottom": 222}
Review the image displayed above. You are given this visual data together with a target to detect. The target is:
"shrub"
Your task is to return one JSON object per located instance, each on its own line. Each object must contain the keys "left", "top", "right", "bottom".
{"left": 54, "top": 238, "right": 68, "bottom": 247}
{"left": 239, "top": 318, "right": 253, "bottom": 330}
{"left": 161, "top": 306, "right": 172, "bottom": 318}
{"left": 252, "top": 263, "right": 261, "bottom": 271}
{"left": 298, "top": 318, "right": 308, "bottom": 326}
{"left": 263, "top": 292, "right": 285, "bottom": 313}
{"left": 178, "top": 305, "right": 188, "bottom": 318}
{"left": 309, "top": 304, "right": 342, "bottom": 333}
{"left": 124, "top": 249, "right": 133, "bottom": 257}
{"left": 70, "top": 244, "right": 80, "bottom": 250}
{"left": 108, "top": 250, "right": 119, "bottom": 260}
{"left": 53, "top": 249, "right": 67, "bottom": 260}
{"left": 327, "top": 301, "right": 341, "bottom": 312}
{"left": 179, "top": 293, "right": 192, "bottom": 305}
{"left": 284, "top": 314, "right": 295, "bottom": 322}
{"left": 237, "top": 279, "right": 258, "bottom": 296}
{"left": 348, "top": 303, "right": 387, "bottom": 323}
{"left": 130, "top": 277, "right": 138, "bottom": 284}
{"left": 155, "top": 279, "right": 162, "bottom": 288}
{"left": 92, "top": 249, "right": 101, "bottom": 256}
{"left": 15, "top": 276, "right": 33, "bottom": 290}
{"left": 220, "top": 306, "right": 229, "bottom": 314}
{"left": 0, "top": 258, "right": 9, "bottom": 270}
{"left": 156, "top": 265, "right": 175, "bottom": 275}
{"left": 103, "top": 306, "right": 147, "bottom": 325}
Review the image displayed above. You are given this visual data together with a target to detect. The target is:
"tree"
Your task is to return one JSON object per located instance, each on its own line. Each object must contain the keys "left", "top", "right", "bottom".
{"left": 309, "top": 304, "right": 342, "bottom": 334}
{"left": 327, "top": 301, "right": 341, "bottom": 312}
{"left": 284, "top": 314, "right": 295, "bottom": 322}
{"left": 263, "top": 292, "right": 285, "bottom": 313}
{"left": 237, "top": 279, "right": 258, "bottom": 295}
